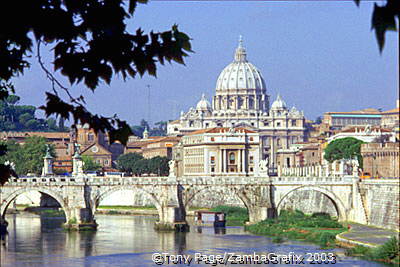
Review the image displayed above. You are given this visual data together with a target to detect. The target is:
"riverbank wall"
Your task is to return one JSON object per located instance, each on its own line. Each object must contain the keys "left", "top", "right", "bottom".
{"left": 360, "top": 179, "right": 399, "bottom": 231}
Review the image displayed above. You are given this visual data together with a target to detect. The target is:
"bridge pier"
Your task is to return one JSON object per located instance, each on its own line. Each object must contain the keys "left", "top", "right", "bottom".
{"left": 64, "top": 207, "right": 98, "bottom": 231}
{"left": 153, "top": 184, "right": 189, "bottom": 232}
{"left": 0, "top": 216, "right": 8, "bottom": 236}
{"left": 154, "top": 205, "right": 189, "bottom": 232}
{"left": 236, "top": 185, "right": 274, "bottom": 225}
{"left": 246, "top": 206, "right": 270, "bottom": 224}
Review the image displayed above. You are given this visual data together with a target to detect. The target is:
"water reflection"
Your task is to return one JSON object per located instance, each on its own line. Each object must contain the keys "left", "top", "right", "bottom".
{"left": 1, "top": 213, "right": 386, "bottom": 267}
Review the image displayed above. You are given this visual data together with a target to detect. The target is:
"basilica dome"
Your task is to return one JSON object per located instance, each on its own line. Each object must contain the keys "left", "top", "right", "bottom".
{"left": 271, "top": 94, "right": 287, "bottom": 110}
{"left": 215, "top": 37, "right": 266, "bottom": 91}
{"left": 196, "top": 94, "right": 211, "bottom": 111}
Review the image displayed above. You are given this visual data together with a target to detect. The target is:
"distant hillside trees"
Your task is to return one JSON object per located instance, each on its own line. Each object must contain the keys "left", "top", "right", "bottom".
{"left": 117, "top": 153, "right": 169, "bottom": 176}
{"left": 130, "top": 119, "right": 167, "bottom": 138}
{"left": 0, "top": 95, "right": 68, "bottom": 132}
{"left": 0, "top": 136, "right": 56, "bottom": 175}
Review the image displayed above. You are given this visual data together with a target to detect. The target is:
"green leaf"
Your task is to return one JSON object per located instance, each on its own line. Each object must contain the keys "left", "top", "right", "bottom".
{"left": 371, "top": 3, "right": 398, "bottom": 52}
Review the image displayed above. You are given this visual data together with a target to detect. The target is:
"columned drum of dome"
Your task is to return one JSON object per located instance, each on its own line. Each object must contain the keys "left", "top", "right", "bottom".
{"left": 213, "top": 37, "right": 269, "bottom": 113}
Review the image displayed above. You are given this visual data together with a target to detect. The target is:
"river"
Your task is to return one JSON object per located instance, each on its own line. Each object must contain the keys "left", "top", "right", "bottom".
{"left": 0, "top": 213, "right": 385, "bottom": 266}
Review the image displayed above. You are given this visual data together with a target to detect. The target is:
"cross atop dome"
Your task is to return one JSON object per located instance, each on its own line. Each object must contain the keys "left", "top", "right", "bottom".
{"left": 239, "top": 35, "right": 243, "bottom": 48}
{"left": 234, "top": 35, "right": 247, "bottom": 62}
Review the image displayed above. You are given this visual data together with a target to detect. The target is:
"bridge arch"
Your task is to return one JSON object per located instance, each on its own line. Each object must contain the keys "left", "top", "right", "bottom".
{"left": 275, "top": 185, "right": 347, "bottom": 221}
{"left": 92, "top": 186, "right": 162, "bottom": 217}
{"left": 182, "top": 185, "right": 240, "bottom": 210}
{"left": 1, "top": 187, "right": 68, "bottom": 221}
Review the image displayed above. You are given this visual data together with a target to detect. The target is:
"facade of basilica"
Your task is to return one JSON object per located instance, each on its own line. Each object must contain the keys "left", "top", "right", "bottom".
{"left": 167, "top": 37, "right": 307, "bottom": 171}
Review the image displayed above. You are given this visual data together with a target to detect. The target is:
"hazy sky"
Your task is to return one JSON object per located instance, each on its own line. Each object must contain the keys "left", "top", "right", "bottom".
{"left": 14, "top": 1, "right": 399, "bottom": 126}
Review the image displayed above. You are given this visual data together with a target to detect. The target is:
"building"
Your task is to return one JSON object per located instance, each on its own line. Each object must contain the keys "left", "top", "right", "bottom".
{"left": 381, "top": 107, "right": 399, "bottom": 129}
{"left": 361, "top": 142, "right": 400, "bottom": 178}
{"left": 381, "top": 101, "right": 400, "bottom": 141}
{"left": 277, "top": 142, "right": 322, "bottom": 168}
{"left": 125, "top": 133, "right": 180, "bottom": 159}
{"left": 323, "top": 108, "right": 382, "bottom": 130}
{"left": 167, "top": 37, "right": 307, "bottom": 172}
{"left": 142, "top": 136, "right": 180, "bottom": 159}
{"left": 70, "top": 124, "right": 125, "bottom": 170}
{"left": 327, "top": 125, "right": 395, "bottom": 143}
{"left": 176, "top": 127, "right": 261, "bottom": 176}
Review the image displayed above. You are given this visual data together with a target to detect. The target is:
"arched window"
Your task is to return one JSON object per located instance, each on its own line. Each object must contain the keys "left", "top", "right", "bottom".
{"left": 229, "top": 152, "right": 235, "bottom": 164}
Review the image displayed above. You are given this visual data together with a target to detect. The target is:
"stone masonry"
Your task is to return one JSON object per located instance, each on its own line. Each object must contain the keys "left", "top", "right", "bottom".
{"left": 1, "top": 175, "right": 398, "bottom": 231}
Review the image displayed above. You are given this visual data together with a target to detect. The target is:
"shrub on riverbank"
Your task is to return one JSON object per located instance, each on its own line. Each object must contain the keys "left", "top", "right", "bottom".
{"left": 210, "top": 206, "right": 248, "bottom": 226}
{"left": 245, "top": 210, "right": 346, "bottom": 248}
{"left": 346, "top": 237, "right": 400, "bottom": 264}
{"left": 25, "top": 207, "right": 65, "bottom": 218}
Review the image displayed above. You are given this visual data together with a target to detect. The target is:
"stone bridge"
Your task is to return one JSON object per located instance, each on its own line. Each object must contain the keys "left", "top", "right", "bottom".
{"left": 0, "top": 175, "right": 368, "bottom": 231}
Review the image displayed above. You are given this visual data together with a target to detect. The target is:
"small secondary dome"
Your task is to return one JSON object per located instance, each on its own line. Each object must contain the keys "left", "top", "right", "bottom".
{"left": 215, "top": 36, "right": 266, "bottom": 91}
{"left": 271, "top": 94, "right": 287, "bottom": 110}
{"left": 196, "top": 94, "right": 211, "bottom": 110}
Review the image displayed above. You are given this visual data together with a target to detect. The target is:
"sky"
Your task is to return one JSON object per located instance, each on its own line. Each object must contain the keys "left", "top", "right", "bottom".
{"left": 13, "top": 1, "right": 399, "bottom": 126}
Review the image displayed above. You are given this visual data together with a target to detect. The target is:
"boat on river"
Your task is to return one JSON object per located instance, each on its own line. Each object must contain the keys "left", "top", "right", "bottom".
{"left": 194, "top": 211, "right": 226, "bottom": 227}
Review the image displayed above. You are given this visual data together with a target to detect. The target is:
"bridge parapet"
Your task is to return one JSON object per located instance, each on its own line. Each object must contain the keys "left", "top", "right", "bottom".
{"left": 4, "top": 175, "right": 359, "bottom": 187}
{"left": 178, "top": 176, "right": 271, "bottom": 186}
{"left": 270, "top": 176, "right": 356, "bottom": 184}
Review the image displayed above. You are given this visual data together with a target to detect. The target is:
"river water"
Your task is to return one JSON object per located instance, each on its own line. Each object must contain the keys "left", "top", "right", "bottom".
{"left": 1, "top": 213, "right": 385, "bottom": 267}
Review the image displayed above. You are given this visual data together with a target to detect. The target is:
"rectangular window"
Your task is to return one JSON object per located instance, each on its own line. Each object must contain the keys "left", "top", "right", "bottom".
{"left": 211, "top": 137, "right": 215, "bottom": 141}
{"left": 249, "top": 156, "right": 254, "bottom": 164}
{"left": 277, "top": 122, "right": 281, "bottom": 127}
{"left": 250, "top": 167, "right": 254, "bottom": 172}
{"left": 211, "top": 167, "right": 215, "bottom": 173}
{"left": 210, "top": 156, "right": 215, "bottom": 164}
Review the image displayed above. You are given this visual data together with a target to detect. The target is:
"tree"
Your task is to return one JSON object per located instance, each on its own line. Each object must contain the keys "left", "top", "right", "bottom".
{"left": 116, "top": 152, "right": 144, "bottom": 173}
{"left": 324, "top": 137, "right": 365, "bottom": 168}
{"left": 0, "top": 0, "right": 192, "bottom": 184}
{"left": 0, "top": 137, "right": 56, "bottom": 175}
{"left": 82, "top": 155, "right": 102, "bottom": 172}
{"left": 148, "top": 156, "right": 169, "bottom": 176}
{"left": 20, "top": 137, "right": 56, "bottom": 174}
{"left": 136, "top": 158, "right": 149, "bottom": 176}
{"left": 131, "top": 125, "right": 145, "bottom": 138}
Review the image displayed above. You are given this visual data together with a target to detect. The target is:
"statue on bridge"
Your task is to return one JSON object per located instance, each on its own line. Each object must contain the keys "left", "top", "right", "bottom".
{"left": 72, "top": 143, "right": 84, "bottom": 176}
{"left": 258, "top": 159, "right": 269, "bottom": 177}
{"left": 351, "top": 157, "right": 360, "bottom": 177}
{"left": 168, "top": 160, "right": 177, "bottom": 177}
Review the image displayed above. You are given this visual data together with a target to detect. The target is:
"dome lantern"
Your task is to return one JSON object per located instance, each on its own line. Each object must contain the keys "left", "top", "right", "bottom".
{"left": 234, "top": 35, "right": 247, "bottom": 62}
